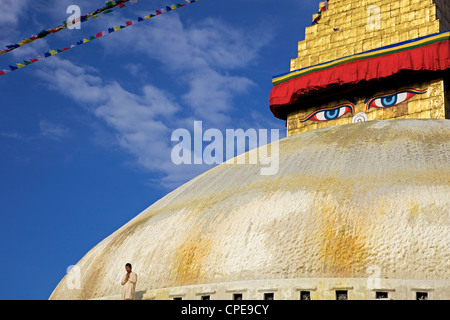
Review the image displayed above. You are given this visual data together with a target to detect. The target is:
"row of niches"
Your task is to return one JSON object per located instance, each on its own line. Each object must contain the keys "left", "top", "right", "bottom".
{"left": 168, "top": 289, "right": 430, "bottom": 301}
{"left": 128, "top": 276, "right": 449, "bottom": 301}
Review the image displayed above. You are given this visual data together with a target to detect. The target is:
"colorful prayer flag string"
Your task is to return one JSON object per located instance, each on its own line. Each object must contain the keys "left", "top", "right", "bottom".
{"left": 312, "top": 0, "right": 328, "bottom": 25}
{"left": 0, "top": 1, "right": 199, "bottom": 77}
{"left": 311, "top": 1, "right": 339, "bottom": 31}
{"left": 0, "top": 0, "right": 139, "bottom": 57}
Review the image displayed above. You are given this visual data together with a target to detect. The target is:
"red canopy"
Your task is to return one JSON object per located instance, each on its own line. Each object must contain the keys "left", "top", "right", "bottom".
{"left": 269, "top": 31, "right": 450, "bottom": 120}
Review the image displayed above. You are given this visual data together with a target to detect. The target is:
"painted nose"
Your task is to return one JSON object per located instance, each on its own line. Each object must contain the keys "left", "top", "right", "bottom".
{"left": 352, "top": 112, "right": 368, "bottom": 123}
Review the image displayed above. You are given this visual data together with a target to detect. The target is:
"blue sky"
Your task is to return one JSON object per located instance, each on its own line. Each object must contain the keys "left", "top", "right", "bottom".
{"left": 0, "top": 0, "right": 317, "bottom": 299}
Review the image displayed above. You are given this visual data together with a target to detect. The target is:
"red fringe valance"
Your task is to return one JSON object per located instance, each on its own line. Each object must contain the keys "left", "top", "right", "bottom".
{"left": 269, "top": 38, "right": 450, "bottom": 120}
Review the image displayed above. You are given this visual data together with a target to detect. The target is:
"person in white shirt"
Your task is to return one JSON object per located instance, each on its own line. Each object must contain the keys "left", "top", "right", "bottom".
{"left": 121, "top": 263, "right": 137, "bottom": 300}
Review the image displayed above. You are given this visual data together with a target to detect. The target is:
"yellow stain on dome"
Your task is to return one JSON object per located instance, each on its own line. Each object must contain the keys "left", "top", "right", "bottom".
{"left": 171, "top": 231, "right": 213, "bottom": 286}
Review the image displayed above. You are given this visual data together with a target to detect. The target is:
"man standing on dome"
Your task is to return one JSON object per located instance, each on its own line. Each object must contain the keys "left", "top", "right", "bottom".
{"left": 121, "top": 263, "right": 137, "bottom": 300}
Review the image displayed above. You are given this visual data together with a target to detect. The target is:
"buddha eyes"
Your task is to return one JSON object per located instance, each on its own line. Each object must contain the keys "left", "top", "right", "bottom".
{"left": 300, "top": 104, "right": 354, "bottom": 122}
{"left": 299, "top": 88, "right": 426, "bottom": 123}
{"left": 366, "top": 89, "right": 427, "bottom": 109}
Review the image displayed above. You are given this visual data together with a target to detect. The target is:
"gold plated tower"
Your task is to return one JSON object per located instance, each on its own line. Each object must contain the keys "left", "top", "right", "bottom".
{"left": 275, "top": 0, "right": 450, "bottom": 136}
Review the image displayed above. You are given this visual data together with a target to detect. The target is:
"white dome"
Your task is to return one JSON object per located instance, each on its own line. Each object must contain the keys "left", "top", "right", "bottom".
{"left": 50, "top": 119, "right": 450, "bottom": 300}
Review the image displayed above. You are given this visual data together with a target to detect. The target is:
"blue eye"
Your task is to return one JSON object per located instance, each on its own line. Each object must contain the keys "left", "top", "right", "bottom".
{"left": 324, "top": 108, "right": 340, "bottom": 119}
{"left": 367, "top": 89, "right": 427, "bottom": 109}
{"left": 300, "top": 104, "right": 354, "bottom": 122}
{"left": 380, "top": 94, "right": 398, "bottom": 106}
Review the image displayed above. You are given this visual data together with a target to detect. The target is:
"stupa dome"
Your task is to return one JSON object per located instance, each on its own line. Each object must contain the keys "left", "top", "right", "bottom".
{"left": 50, "top": 119, "right": 450, "bottom": 300}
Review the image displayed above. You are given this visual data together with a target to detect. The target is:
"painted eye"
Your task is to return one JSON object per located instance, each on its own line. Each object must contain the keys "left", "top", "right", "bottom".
{"left": 366, "top": 89, "right": 427, "bottom": 109}
{"left": 300, "top": 104, "right": 353, "bottom": 122}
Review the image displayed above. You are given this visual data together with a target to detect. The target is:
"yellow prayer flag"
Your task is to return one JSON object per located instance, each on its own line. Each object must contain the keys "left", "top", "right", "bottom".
{"left": 49, "top": 50, "right": 58, "bottom": 55}
{"left": 16, "top": 63, "right": 25, "bottom": 68}
{"left": 171, "top": 5, "right": 177, "bottom": 9}
{"left": 83, "top": 39, "right": 90, "bottom": 43}
{"left": 113, "top": 26, "right": 120, "bottom": 31}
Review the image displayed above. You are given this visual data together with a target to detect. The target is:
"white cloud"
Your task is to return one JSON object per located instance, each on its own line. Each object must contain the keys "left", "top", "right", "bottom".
{"left": 99, "top": 14, "right": 272, "bottom": 127}
{"left": 182, "top": 68, "right": 255, "bottom": 125}
{"left": 32, "top": 13, "right": 273, "bottom": 188}
{"left": 122, "top": 63, "right": 145, "bottom": 77}
{"left": 0, "top": 0, "right": 29, "bottom": 26}
{"left": 0, "top": 132, "right": 22, "bottom": 139}
{"left": 34, "top": 57, "right": 206, "bottom": 187}
{"left": 0, "top": 0, "right": 33, "bottom": 58}
{"left": 36, "top": 58, "right": 105, "bottom": 105}
{"left": 39, "top": 119, "right": 71, "bottom": 140}
{"left": 117, "top": 15, "right": 267, "bottom": 71}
